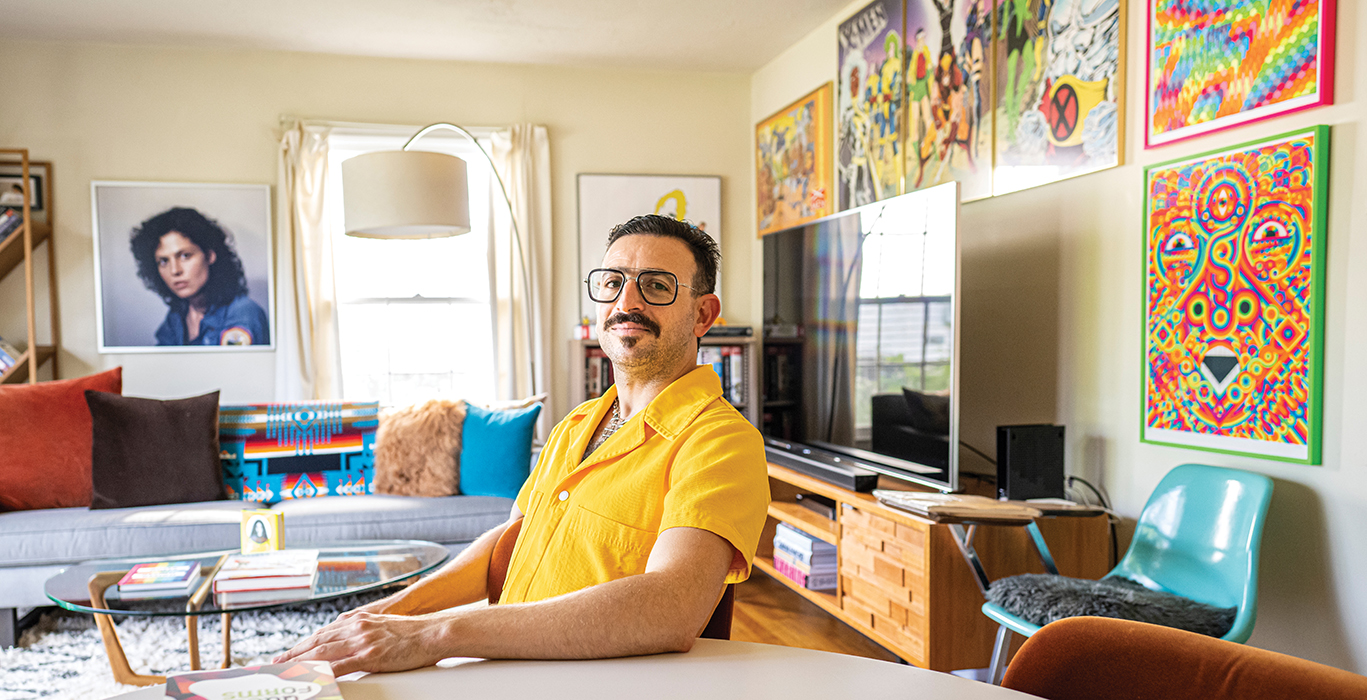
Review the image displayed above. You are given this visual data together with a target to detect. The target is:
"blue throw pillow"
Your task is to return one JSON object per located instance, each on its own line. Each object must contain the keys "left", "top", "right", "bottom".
{"left": 459, "top": 403, "right": 542, "bottom": 499}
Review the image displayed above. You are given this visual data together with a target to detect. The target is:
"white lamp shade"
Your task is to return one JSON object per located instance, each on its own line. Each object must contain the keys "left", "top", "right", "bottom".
{"left": 342, "top": 150, "right": 471, "bottom": 239}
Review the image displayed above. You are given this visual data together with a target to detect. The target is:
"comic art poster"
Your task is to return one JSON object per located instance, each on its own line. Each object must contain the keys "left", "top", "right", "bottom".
{"left": 993, "top": 0, "right": 1124, "bottom": 196}
{"left": 1147, "top": 0, "right": 1335, "bottom": 148}
{"left": 757, "top": 83, "right": 834, "bottom": 237}
{"left": 905, "top": 0, "right": 992, "bottom": 202}
{"left": 837, "top": 0, "right": 904, "bottom": 211}
{"left": 1142, "top": 126, "right": 1328, "bottom": 464}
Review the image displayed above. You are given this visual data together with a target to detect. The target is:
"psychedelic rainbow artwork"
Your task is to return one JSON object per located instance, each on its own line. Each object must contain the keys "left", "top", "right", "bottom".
{"left": 1146, "top": 0, "right": 1336, "bottom": 148}
{"left": 1142, "top": 126, "right": 1328, "bottom": 463}
{"left": 757, "top": 83, "right": 834, "bottom": 237}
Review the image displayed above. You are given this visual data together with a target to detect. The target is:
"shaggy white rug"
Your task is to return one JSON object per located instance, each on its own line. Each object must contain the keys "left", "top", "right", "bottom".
{"left": 0, "top": 592, "right": 387, "bottom": 700}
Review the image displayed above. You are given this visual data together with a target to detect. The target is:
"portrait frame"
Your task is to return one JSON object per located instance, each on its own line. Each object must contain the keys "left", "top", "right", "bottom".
{"left": 1140, "top": 125, "right": 1329, "bottom": 464}
{"left": 91, "top": 181, "right": 275, "bottom": 353}
{"left": 576, "top": 173, "right": 722, "bottom": 321}
{"left": 1145, "top": 0, "right": 1337, "bottom": 149}
{"left": 992, "top": 0, "right": 1126, "bottom": 196}
{"left": 0, "top": 170, "right": 44, "bottom": 213}
{"left": 756, "top": 82, "right": 834, "bottom": 238}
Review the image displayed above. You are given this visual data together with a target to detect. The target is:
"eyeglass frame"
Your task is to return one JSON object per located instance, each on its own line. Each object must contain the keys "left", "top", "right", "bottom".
{"left": 583, "top": 267, "right": 698, "bottom": 306}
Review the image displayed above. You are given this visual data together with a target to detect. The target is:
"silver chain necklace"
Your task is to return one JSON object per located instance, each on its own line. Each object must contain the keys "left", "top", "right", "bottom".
{"left": 582, "top": 398, "right": 624, "bottom": 461}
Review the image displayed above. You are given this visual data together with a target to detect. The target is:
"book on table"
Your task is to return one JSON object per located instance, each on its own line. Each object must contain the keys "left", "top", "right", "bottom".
{"left": 213, "top": 549, "right": 319, "bottom": 593}
{"left": 216, "top": 586, "right": 316, "bottom": 606}
{"left": 115, "top": 560, "right": 202, "bottom": 599}
{"left": 164, "top": 659, "right": 342, "bottom": 700}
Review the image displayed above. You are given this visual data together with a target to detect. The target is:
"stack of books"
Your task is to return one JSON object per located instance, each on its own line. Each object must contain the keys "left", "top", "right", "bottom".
{"left": 0, "top": 208, "right": 23, "bottom": 245}
{"left": 871, "top": 490, "right": 1044, "bottom": 523}
{"left": 212, "top": 549, "right": 319, "bottom": 605}
{"left": 772, "top": 522, "right": 837, "bottom": 591}
{"left": 116, "top": 560, "right": 203, "bottom": 600}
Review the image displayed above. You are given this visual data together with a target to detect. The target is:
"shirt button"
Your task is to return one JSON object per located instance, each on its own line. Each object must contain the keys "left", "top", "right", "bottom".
{"left": 558, "top": 490, "right": 569, "bottom": 502}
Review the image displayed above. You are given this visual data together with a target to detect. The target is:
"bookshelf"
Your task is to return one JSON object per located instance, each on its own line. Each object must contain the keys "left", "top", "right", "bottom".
{"left": 567, "top": 335, "right": 761, "bottom": 426}
{"left": 0, "top": 150, "right": 58, "bottom": 385}
{"left": 758, "top": 462, "right": 1110, "bottom": 671}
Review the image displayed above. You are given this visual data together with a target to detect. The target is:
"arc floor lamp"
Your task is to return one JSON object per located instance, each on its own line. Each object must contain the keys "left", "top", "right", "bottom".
{"left": 341, "top": 123, "right": 538, "bottom": 395}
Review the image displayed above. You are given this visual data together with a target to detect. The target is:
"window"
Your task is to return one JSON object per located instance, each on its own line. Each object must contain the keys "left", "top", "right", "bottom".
{"left": 853, "top": 228, "right": 953, "bottom": 428}
{"left": 326, "top": 130, "right": 498, "bottom": 407}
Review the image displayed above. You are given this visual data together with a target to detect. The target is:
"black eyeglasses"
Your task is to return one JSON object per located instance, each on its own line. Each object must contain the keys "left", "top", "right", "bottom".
{"left": 584, "top": 268, "right": 695, "bottom": 306}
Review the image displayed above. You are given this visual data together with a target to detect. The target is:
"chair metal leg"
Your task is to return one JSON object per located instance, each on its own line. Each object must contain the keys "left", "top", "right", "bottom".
{"left": 988, "top": 624, "right": 1012, "bottom": 685}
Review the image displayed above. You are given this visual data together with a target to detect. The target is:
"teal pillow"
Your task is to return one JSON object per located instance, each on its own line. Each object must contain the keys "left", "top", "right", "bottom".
{"left": 459, "top": 403, "right": 542, "bottom": 499}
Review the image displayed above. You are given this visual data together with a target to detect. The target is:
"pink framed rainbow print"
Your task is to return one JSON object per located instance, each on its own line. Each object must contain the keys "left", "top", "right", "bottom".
{"left": 1142, "top": 126, "right": 1328, "bottom": 463}
{"left": 1146, "top": 0, "right": 1336, "bottom": 148}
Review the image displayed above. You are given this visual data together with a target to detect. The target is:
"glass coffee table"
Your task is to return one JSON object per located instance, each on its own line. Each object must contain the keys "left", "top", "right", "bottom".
{"left": 45, "top": 540, "right": 448, "bottom": 687}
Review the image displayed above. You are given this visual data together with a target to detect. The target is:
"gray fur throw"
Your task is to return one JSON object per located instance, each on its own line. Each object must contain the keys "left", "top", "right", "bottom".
{"left": 986, "top": 574, "right": 1236, "bottom": 638}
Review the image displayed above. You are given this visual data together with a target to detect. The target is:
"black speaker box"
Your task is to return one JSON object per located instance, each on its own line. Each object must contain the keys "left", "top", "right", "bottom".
{"left": 996, "top": 424, "right": 1065, "bottom": 501}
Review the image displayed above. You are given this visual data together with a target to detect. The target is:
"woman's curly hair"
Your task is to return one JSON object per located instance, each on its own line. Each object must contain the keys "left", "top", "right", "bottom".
{"left": 129, "top": 207, "right": 249, "bottom": 309}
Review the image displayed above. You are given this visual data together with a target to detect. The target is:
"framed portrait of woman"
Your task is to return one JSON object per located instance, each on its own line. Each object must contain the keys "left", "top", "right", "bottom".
{"left": 91, "top": 181, "right": 274, "bottom": 352}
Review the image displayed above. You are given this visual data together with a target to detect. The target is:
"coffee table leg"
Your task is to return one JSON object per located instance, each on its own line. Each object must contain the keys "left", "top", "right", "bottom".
{"left": 87, "top": 572, "right": 167, "bottom": 687}
{"left": 221, "top": 612, "right": 233, "bottom": 669}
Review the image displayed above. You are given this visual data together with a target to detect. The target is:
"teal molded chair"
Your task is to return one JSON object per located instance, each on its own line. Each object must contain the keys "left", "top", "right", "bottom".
{"left": 983, "top": 464, "right": 1274, "bottom": 684}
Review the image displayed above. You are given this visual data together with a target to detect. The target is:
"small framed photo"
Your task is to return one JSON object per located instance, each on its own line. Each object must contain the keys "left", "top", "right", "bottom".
{"left": 0, "top": 164, "right": 45, "bottom": 216}
{"left": 92, "top": 181, "right": 274, "bottom": 352}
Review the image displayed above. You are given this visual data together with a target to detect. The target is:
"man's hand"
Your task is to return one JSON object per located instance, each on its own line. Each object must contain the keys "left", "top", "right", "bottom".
{"left": 273, "top": 611, "right": 450, "bottom": 675}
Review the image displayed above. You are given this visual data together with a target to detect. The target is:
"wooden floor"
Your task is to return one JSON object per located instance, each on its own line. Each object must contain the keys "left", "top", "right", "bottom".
{"left": 731, "top": 569, "right": 902, "bottom": 663}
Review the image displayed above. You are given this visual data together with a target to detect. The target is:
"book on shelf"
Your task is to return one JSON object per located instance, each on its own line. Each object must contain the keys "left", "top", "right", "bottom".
{"left": 115, "top": 560, "right": 202, "bottom": 599}
{"left": 585, "top": 346, "right": 614, "bottom": 399}
{"left": 774, "top": 539, "right": 836, "bottom": 568}
{"left": 164, "top": 660, "right": 342, "bottom": 700}
{"left": 772, "top": 555, "right": 836, "bottom": 591}
{"left": 794, "top": 493, "right": 837, "bottom": 520}
{"left": 773, "top": 548, "right": 835, "bottom": 576}
{"left": 0, "top": 207, "right": 22, "bottom": 243}
{"left": 213, "top": 549, "right": 318, "bottom": 593}
{"left": 774, "top": 522, "right": 836, "bottom": 553}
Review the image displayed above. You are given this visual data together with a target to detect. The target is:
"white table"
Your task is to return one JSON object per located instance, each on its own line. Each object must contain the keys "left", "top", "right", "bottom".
{"left": 106, "top": 639, "right": 1037, "bottom": 699}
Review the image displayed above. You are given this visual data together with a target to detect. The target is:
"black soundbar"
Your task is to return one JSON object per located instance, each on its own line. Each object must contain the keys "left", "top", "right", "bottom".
{"left": 765, "top": 441, "right": 879, "bottom": 492}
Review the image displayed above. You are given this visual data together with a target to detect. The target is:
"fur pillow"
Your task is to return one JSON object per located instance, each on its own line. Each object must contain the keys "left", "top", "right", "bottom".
{"left": 986, "top": 573, "right": 1236, "bottom": 638}
{"left": 373, "top": 399, "right": 467, "bottom": 497}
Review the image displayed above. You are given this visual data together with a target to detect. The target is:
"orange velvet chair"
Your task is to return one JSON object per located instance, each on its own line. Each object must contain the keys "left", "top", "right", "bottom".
{"left": 1002, "top": 616, "right": 1367, "bottom": 700}
{"left": 485, "top": 517, "right": 735, "bottom": 640}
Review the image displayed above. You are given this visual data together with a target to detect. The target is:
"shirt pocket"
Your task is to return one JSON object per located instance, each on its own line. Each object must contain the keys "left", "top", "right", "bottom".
{"left": 551, "top": 504, "right": 657, "bottom": 595}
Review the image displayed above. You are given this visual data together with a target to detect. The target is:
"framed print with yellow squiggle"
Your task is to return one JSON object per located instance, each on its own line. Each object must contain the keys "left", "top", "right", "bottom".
{"left": 1142, "top": 126, "right": 1328, "bottom": 464}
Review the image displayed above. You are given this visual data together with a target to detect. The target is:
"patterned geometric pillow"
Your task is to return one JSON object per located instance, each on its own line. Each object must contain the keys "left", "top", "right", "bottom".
{"left": 218, "top": 401, "right": 379, "bottom": 503}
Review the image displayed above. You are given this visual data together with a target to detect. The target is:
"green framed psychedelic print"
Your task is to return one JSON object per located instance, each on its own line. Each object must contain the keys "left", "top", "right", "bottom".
{"left": 1142, "top": 125, "right": 1329, "bottom": 464}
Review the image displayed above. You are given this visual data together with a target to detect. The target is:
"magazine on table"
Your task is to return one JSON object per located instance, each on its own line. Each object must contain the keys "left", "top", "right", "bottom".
{"left": 163, "top": 660, "right": 342, "bottom": 700}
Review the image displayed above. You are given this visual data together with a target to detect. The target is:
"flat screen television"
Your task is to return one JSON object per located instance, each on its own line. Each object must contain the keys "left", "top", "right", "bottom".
{"left": 760, "top": 182, "right": 959, "bottom": 493}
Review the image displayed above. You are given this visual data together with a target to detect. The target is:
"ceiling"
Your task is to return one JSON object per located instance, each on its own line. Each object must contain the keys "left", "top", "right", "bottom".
{"left": 0, "top": 0, "right": 851, "bottom": 72}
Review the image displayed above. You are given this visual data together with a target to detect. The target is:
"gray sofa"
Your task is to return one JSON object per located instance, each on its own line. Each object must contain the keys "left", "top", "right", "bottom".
{"left": 0, "top": 492, "right": 514, "bottom": 646}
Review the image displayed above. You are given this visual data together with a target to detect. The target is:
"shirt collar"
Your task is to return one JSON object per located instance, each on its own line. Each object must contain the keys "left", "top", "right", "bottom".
{"left": 569, "top": 365, "right": 723, "bottom": 441}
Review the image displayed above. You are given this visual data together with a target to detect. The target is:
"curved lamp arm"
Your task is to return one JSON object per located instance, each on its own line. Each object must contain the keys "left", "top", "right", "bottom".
{"left": 404, "top": 122, "right": 538, "bottom": 396}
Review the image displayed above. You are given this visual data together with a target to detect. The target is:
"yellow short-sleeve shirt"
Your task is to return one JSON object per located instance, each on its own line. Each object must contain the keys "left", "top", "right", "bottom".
{"left": 502, "top": 365, "right": 770, "bottom": 605}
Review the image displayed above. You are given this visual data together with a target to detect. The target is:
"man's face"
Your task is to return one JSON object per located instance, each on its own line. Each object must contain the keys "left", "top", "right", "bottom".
{"left": 596, "top": 235, "right": 709, "bottom": 376}
{"left": 155, "top": 231, "right": 216, "bottom": 300}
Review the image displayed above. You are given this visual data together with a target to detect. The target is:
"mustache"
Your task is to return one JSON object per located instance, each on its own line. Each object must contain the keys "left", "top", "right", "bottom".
{"left": 603, "top": 312, "right": 660, "bottom": 336}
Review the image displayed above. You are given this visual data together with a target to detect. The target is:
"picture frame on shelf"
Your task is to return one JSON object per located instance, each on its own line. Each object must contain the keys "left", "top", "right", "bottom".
{"left": 756, "top": 82, "right": 834, "bottom": 237}
{"left": 576, "top": 173, "right": 722, "bottom": 319}
{"left": 1145, "top": 0, "right": 1336, "bottom": 148}
{"left": 91, "top": 181, "right": 275, "bottom": 352}
{"left": 0, "top": 162, "right": 49, "bottom": 223}
{"left": 1141, "top": 125, "right": 1329, "bottom": 464}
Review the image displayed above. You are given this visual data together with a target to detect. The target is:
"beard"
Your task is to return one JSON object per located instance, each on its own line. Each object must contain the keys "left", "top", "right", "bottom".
{"left": 601, "top": 311, "right": 691, "bottom": 380}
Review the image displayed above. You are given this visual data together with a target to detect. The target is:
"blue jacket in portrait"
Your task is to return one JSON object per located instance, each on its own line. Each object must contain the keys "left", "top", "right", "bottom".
{"left": 155, "top": 293, "right": 270, "bottom": 346}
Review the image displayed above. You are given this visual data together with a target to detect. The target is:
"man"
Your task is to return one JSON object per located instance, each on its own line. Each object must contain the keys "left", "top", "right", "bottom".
{"left": 277, "top": 215, "right": 770, "bottom": 674}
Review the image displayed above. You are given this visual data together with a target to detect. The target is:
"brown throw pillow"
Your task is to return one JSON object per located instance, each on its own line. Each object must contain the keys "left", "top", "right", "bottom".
{"left": 86, "top": 390, "right": 226, "bottom": 510}
{"left": 373, "top": 399, "right": 466, "bottom": 497}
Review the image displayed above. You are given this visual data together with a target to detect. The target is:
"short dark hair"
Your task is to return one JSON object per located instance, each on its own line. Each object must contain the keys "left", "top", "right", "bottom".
{"left": 130, "top": 207, "right": 249, "bottom": 309}
{"left": 605, "top": 214, "right": 720, "bottom": 295}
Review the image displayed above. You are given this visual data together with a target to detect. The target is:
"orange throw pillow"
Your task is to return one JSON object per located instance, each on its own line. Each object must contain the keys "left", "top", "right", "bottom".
{"left": 0, "top": 367, "right": 122, "bottom": 511}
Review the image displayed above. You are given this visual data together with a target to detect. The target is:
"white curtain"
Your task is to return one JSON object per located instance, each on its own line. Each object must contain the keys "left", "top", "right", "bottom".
{"left": 275, "top": 120, "right": 343, "bottom": 400}
{"left": 490, "top": 125, "right": 552, "bottom": 434}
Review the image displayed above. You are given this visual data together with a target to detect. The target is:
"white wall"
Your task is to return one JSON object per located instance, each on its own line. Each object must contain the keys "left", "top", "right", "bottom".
{"left": 0, "top": 40, "right": 753, "bottom": 420}
{"left": 751, "top": 0, "right": 1367, "bottom": 672}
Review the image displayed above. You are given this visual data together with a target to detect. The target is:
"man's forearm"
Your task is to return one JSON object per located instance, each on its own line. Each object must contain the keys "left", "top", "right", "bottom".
{"left": 362, "top": 518, "right": 510, "bottom": 615}
{"left": 424, "top": 568, "right": 720, "bottom": 659}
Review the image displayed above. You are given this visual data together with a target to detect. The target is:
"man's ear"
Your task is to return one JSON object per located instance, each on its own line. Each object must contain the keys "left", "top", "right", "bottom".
{"left": 207, "top": 249, "right": 217, "bottom": 265}
{"left": 693, "top": 294, "right": 722, "bottom": 338}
